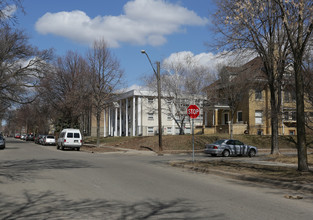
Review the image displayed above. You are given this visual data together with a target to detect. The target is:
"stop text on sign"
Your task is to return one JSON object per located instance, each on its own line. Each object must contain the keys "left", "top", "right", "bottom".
{"left": 187, "top": 105, "right": 200, "bottom": 119}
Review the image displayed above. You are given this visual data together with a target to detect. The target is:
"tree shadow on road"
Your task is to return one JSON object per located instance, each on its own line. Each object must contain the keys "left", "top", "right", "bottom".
{"left": 0, "top": 191, "right": 224, "bottom": 220}
{"left": 0, "top": 159, "right": 94, "bottom": 183}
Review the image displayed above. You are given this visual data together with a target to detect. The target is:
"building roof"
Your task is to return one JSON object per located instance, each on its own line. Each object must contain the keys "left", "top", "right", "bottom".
{"left": 206, "top": 57, "right": 267, "bottom": 91}
{"left": 114, "top": 88, "right": 206, "bottom": 101}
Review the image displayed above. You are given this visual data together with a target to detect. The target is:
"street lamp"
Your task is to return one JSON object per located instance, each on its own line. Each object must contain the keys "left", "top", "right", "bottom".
{"left": 141, "top": 50, "right": 163, "bottom": 152}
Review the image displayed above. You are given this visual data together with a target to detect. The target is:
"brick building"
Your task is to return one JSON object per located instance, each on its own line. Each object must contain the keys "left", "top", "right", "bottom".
{"left": 203, "top": 57, "right": 313, "bottom": 135}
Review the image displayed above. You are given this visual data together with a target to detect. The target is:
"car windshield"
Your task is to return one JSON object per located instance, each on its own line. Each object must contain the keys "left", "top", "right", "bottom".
{"left": 47, "top": 136, "right": 54, "bottom": 139}
{"left": 213, "top": 140, "right": 225, "bottom": 145}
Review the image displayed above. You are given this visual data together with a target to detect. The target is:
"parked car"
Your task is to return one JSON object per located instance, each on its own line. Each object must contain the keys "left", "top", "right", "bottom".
{"left": 15, "top": 133, "right": 21, "bottom": 139}
{"left": 34, "top": 134, "right": 43, "bottom": 144}
{"left": 21, "top": 134, "right": 27, "bottom": 140}
{"left": 0, "top": 136, "right": 5, "bottom": 149}
{"left": 26, "top": 134, "right": 35, "bottom": 141}
{"left": 204, "top": 139, "right": 257, "bottom": 157}
{"left": 57, "top": 129, "right": 82, "bottom": 151}
{"left": 43, "top": 135, "right": 56, "bottom": 146}
{"left": 38, "top": 135, "right": 46, "bottom": 145}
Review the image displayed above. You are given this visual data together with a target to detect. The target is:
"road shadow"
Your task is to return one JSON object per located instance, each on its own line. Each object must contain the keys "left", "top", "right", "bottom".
{"left": 0, "top": 159, "right": 94, "bottom": 183}
{"left": 0, "top": 191, "right": 224, "bottom": 220}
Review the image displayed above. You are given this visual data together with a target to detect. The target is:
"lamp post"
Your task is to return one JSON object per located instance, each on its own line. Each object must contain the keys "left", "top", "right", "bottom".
{"left": 141, "top": 50, "right": 163, "bottom": 152}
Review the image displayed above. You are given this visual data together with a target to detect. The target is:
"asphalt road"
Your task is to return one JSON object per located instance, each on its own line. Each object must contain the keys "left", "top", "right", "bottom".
{"left": 1, "top": 138, "right": 313, "bottom": 220}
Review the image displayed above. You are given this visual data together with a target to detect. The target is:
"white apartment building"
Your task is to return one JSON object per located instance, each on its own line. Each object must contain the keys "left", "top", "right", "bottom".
{"left": 101, "top": 89, "right": 205, "bottom": 137}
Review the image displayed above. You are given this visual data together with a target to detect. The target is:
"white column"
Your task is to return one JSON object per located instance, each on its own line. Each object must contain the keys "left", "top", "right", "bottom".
{"left": 125, "top": 98, "right": 128, "bottom": 136}
{"left": 119, "top": 100, "right": 122, "bottom": 136}
{"left": 213, "top": 109, "right": 218, "bottom": 125}
{"left": 103, "top": 108, "right": 106, "bottom": 137}
{"left": 137, "top": 97, "right": 142, "bottom": 135}
{"left": 108, "top": 107, "right": 111, "bottom": 136}
{"left": 132, "top": 96, "right": 136, "bottom": 136}
{"left": 114, "top": 107, "right": 117, "bottom": 137}
{"left": 172, "top": 102, "right": 175, "bottom": 133}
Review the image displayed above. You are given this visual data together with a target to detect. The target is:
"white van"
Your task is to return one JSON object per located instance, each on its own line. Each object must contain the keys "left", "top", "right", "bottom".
{"left": 57, "top": 129, "right": 82, "bottom": 151}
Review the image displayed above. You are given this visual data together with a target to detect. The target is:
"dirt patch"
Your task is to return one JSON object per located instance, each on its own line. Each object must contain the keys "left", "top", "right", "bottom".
{"left": 172, "top": 160, "right": 313, "bottom": 182}
{"left": 170, "top": 155, "right": 313, "bottom": 195}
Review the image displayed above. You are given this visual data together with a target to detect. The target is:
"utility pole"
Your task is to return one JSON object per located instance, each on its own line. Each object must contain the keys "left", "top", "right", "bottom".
{"left": 141, "top": 50, "right": 163, "bottom": 152}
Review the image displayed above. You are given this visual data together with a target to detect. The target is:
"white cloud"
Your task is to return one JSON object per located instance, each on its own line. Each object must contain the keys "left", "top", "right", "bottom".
{"left": 35, "top": 0, "right": 208, "bottom": 48}
{"left": 163, "top": 50, "right": 256, "bottom": 74}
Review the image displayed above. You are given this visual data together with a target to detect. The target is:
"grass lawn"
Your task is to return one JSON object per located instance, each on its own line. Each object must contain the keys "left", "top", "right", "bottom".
{"left": 84, "top": 134, "right": 313, "bottom": 152}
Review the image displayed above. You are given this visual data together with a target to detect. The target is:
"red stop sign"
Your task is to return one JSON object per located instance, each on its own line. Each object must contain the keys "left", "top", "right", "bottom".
{"left": 187, "top": 105, "right": 200, "bottom": 119}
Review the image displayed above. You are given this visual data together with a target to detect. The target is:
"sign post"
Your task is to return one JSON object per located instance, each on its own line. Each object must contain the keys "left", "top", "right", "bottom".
{"left": 187, "top": 105, "right": 200, "bottom": 162}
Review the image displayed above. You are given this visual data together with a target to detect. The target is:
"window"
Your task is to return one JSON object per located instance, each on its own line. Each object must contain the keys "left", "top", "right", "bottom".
{"left": 74, "top": 133, "right": 80, "bottom": 138}
{"left": 289, "top": 130, "right": 295, "bottom": 135}
{"left": 234, "top": 140, "right": 244, "bottom": 145}
{"left": 148, "top": 113, "right": 154, "bottom": 120}
{"left": 291, "top": 112, "right": 296, "bottom": 120}
{"left": 291, "top": 91, "right": 296, "bottom": 101}
{"left": 255, "top": 89, "right": 262, "bottom": 100}
{"left": 175, "top": 127, "right": 180, "bottom": 134}
{"left": 167, "top": 115, "right": 172, "bottom": 120}
{"left": 148, "top": 97, "right": 154, "bottom": 104}
{"left": 147, "top": 127, "right": 154, "bottom": 134}
{"left": 255, "top": 111, "right": 263, "bottom": 124}
{"left": 185, "top": 127, "right": 191, "bottom": 134}
{"left": 237, "top": 111, "right": 243, "bottom": 122}
{"left": 67, "top": 133, "right": 73, "bottom": 138}
{"left": 284, "top": 91, "right": 290, "bottom": 102}
{"left": 283, "top": 112, "right": 289, "bottom": 120}
{"left": 226, "top": 140, "right": 234, "bottom": 145}
{"left": 167, "top": 127, "right": 172, "bottom": 134}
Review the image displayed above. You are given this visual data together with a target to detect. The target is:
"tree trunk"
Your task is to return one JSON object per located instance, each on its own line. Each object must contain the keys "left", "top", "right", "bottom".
{"left": 229, "top": 115, "right": 233, "bottom": 140}
{"left": 179, "top": 120, "right": 185, "bottom": 135}
{"left": 271, "top": 115, "right": 279, "bottom": 154}
{"left": 294, "top": 62, "right": 309, "bottom": 171}
{"left": 269, "top": 83, "right": 280, "bottom": 155}
{"left": 96, "top": 110, "right": 101, "bottom": 147}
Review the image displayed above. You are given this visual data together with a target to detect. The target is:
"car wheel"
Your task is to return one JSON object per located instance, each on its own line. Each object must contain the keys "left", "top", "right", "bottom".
{"left": 61, "top": 145, "right": 64, "bottom": 150}
{"left": 248, "top": 149, "right": 256, "bottom": 157}
{"left": 222, "top": 150, "right": 230, "bottom": 157}
{"left": 76, "top": 147, "right": 80, "bottom": 151}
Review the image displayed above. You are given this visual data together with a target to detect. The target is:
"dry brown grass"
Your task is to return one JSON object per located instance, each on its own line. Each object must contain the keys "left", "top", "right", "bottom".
{"left": 84, "top": 134, "right": 313, "bottom": 153}
{"left": 172, "top": 158, "right": 313, "bottom": 184}
{"left": 265, "top": 153, "right": 313, "bottom": 166}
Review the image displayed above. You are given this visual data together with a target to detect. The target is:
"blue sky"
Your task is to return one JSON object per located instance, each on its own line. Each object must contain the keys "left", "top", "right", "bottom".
{"left": 14, "top": 0, "right": 221, "bottom": 88}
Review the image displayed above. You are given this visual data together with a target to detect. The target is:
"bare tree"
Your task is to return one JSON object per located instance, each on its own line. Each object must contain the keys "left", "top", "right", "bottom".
{"left": 275, "top": 0, "right": 313, "bottom": 171}
{"left": 39, "top": 51, "right": 91, "bottom": 131}
{"left": 0, "top": 26, "right": 52, "bottom": 106}
{"left": 0, "top": 0, "right": 24, "bottom": 26}
{"left": 152, "top": 53, "right": 214, "bottom": 135}
{"left": 213, "top": 0, "right": 291, "bottom": 155}
{"left": 87, "top": 39, "right": 124, "bottom": 146}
